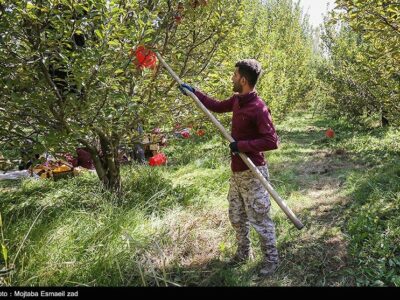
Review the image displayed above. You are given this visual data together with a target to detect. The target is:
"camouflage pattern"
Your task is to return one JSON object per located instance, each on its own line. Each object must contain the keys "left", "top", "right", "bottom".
{"left": 227, "top": 165, "right": 279, "bottom": 263}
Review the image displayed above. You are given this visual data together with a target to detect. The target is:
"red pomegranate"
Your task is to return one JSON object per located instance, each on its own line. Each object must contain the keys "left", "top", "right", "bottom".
{"left": 174, "top": 15, "right": 182, "bottom": 24}
{"left": 149, "top": 153, "right": 167, "bottom": 166}
{"left": 196, "top": 129, "right": 205, "bottom": 136}
{"left": 132, "top": 45, "right": 157, "bottom": 69}
{"left": 326, "top": 128, "right": 335, "bottom": 138}
{"left": 181, "top": 131, "right": 190, "bottom": 139}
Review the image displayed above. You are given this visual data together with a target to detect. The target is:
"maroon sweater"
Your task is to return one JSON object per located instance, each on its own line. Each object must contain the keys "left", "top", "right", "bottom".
{"left": 194, "top": 90, "right": 279, "bottom": 172}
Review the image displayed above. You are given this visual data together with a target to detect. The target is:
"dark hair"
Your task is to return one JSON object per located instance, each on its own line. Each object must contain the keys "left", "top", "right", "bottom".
{"left": 235, "top": 59, "right": 262, "bottom": 87}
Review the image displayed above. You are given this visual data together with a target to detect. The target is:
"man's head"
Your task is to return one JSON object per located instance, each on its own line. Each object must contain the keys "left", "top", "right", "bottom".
{"left": 232, "top": 59, "right": 262, "bottom": 93}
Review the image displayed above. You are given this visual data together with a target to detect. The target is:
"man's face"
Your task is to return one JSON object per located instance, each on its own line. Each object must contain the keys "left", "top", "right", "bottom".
{"left": 232, "top": 67, "right": 244, "bottom": 93}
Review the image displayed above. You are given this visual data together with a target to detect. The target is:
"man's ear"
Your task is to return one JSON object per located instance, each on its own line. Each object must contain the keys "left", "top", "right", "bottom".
{"left": 240, "top": 77, "right": 247, "bottom": 86}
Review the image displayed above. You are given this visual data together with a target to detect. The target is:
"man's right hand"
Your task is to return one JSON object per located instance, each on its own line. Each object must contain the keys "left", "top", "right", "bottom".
{"left": 229, "top": 141, "right": 239, "bottom": 154}
{"left": 179, "top": 83, "right": 195, "bottom": 96}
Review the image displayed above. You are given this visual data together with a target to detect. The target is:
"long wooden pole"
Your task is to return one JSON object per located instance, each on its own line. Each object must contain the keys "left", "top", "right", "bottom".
{"left": 156, "top": 52, "right": 304, "bottom": 230}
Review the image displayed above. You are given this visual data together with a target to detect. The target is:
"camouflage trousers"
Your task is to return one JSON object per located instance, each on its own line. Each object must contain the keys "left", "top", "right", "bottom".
{"left": 227, "top": 165, "right": 279, "bottom": 263}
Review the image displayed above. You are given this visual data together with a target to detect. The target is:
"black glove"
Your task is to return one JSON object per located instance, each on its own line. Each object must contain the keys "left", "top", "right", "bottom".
{"left": 179, "top": 83, "right": 195, "bottom": 96}
{"left": 229, "top": 141, "right": 239, "bottom": 153}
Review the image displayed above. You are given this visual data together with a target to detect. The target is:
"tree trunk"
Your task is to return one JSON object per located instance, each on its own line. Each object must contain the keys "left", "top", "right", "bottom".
{"left": 79, "top": 130, "right": 122, "bottom": 194}
{"left": 382, "top": 114, "right": 389, "bottom": 127}
{"left": 98, "top": 132, "right": 121, "bottom": 194}
{"left": 96, "top": 150, "right": 121, "bottom": 194}
{"left": 380, "top": 106, "right": 389, "bottom": 127}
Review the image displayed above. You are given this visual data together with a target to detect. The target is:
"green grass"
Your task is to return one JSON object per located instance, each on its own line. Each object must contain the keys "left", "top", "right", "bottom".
{"left": 0, "top": 111, "right": 399, "bottom": 286}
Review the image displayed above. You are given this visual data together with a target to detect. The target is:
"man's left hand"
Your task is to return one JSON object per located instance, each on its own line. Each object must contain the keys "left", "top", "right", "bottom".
{"left": 178, "top": 83, "right": 195, "bottom": 96}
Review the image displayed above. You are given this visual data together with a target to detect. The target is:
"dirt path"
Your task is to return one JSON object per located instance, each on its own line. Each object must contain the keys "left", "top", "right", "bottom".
{"left": 257, "top": 148, "right": 358, "bottom": 286}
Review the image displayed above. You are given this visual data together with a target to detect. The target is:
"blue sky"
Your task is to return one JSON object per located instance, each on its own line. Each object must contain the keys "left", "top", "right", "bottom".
{"left": 297, "top": 0, "right": 334, "bottom": 28}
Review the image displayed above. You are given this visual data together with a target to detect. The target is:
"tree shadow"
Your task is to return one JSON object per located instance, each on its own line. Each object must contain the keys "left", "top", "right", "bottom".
{"left": 131, "top": 191, "right": 354, "bottom": 287}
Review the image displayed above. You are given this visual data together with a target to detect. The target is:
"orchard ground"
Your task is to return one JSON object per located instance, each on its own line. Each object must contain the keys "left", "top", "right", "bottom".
{"left": 0, "top": 110, "right": 399, "bottom": 286}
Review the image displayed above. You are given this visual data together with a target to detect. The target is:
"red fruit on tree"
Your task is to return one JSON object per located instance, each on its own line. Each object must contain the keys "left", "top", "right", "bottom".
{"left": 175, "top": 15, "right": 182, "bottom": 24}
{"left": 132, "top": 45, "right": 157, "bottom": 69}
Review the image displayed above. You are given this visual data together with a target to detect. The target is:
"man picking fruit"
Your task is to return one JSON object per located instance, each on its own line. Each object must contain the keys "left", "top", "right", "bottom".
{"left": 179, "top": 59, "right": 280, "bottom": 276}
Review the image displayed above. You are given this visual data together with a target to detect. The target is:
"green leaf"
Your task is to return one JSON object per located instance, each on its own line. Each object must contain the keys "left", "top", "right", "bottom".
{"left": 95, "top": 29, "right": 104, "bottom": 40}
{"left": 108, "top": 40, "right": 119, "bottom": 46}
{"left": 26, "top": 2, "right": 36, "bottom": 10}
{"left": 1, "top": 244, "right": 7, "bottom": 265}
